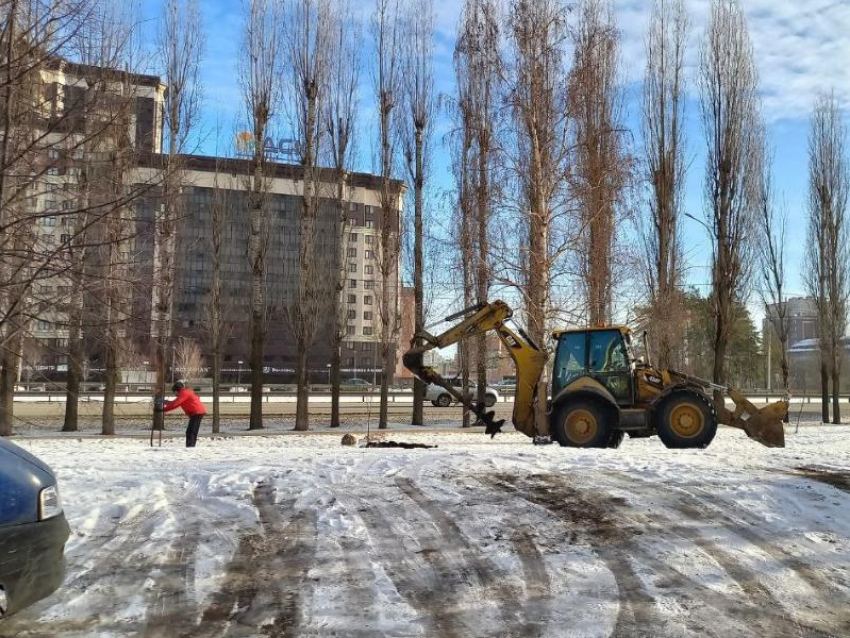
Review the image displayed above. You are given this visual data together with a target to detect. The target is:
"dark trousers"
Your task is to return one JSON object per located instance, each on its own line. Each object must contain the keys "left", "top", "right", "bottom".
{"left": 186, "top": 415, "right": 203, "bottom": 448}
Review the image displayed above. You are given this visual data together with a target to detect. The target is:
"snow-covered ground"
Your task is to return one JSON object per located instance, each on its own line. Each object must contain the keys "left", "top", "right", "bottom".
{"left": 3, "top": 426, "right": 850, "bottom": 637}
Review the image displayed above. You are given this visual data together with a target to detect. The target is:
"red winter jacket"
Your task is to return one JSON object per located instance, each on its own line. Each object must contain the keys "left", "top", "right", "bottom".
{"left": 164, "top": 388, "right": 206, "bottom": 416}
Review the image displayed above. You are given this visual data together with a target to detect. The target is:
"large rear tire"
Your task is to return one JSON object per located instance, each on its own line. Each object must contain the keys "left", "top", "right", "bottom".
{"left": 655, "top": 390, "right": 717, "bottom": 449}
{"left": 552, "top": 400, "right": 613, "bottom": 448}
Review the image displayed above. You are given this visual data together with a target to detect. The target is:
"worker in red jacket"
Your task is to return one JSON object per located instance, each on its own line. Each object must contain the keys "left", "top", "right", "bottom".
{"left": 163, "top": 381, "right": 207, "bottom": 448}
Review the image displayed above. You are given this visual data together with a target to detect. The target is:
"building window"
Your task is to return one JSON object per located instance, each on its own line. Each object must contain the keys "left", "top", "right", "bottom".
{"left": 365, "top": 220, "right": 374, "bottom": 229}
{"left": 347, "top": 247, "right": 357, "bottom": 258}
{"left": 365, "top": 234, "right": 374, "bottom": 245}
{"left": 363, "top": 311, "right": 373, "bottom": 321}
{"left": 363, "top": 326, "right": 373, "bottom": 336}
{"left": 347, "top": 294, "right": 356, "bottom": 304}
{"left": 348, "top": 262, "right": 357, "bottom": 273}
{"left": 347, "top": 309, "right": 356, "bottom": 319}
{"left": 360, "top": 342, "right": 371, "bottom": 351}
{"left": 363, "top": 358, "right": 373, "bottom": 368}
{"left": 346, "top": 357, "right": 355, "bottom": 367}
{"left": 365, "top": 250, "right": 375, "bottom": 259}
{"left": 349, "top": 279, "right": 357, "bottom": 288}
{"left": 364, "top": 265, "right": 374, "bottom": 275}
{"left": 346, "top": 325, "right": 355, "bottom": 335}
{"left": 350, "top": 233, "right": 358, "bottom": 242}
{"left": 43, "top": 216, "right": 57, "bottom": 227}
{"left": 364, "top": 281, "right": 374, "bottom": 290}
{"left": 364, "top": 295, "right": 373, "bottom": 305}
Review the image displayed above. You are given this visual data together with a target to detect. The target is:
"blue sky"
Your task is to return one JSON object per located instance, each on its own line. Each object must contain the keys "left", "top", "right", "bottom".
{"left": 138, "top": 0, "right": 850, "bottom": 315}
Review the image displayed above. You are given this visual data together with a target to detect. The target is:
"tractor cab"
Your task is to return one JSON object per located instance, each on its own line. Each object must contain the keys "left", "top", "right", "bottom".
{"left": 551, "top": 326, "right": 635, "bottom": 406}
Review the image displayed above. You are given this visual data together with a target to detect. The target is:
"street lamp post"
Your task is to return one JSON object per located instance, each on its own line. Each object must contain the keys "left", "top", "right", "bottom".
{"left": 326, "top": 363, "right": 331, "bottom": 385}
{"left": 237, "top": 360, "right": 244, "bottom": 386}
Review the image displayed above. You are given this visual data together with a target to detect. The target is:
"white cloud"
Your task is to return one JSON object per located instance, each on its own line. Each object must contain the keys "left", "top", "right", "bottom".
{"left": 615, "top": 0, "right": 850, "bottom": 121}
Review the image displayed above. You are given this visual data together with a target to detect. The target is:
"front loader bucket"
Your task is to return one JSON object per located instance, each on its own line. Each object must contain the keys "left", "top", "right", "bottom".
{"left": 717, "top": 390, "right": 787, "bottom": 448}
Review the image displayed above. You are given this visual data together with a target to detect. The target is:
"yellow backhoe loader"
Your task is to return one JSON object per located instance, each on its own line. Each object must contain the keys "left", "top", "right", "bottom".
{"left": 403, "top": 300, "right": 788, "bottom": 449}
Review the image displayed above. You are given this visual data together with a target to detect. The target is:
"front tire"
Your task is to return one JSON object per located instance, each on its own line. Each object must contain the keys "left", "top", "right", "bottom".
{"left": 436, "top": 394, "right": 452, "bottom": 408}
{"left": 654, "top": 390, "right": 717, "bottom": 449}
{"left": 485, "top": 394, "right": 497, "bottom": 408}
{"left": 552, "top": 400, "right": 613, "bottom": 448}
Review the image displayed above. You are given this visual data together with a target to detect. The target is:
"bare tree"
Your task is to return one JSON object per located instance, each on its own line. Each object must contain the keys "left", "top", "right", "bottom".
{"left": 205, "top": 155, "right": 231, "bottom": 434}
{"left": 502, "top": 0, "right": 570, "bottom": 434}
{"left": 806, "top": 92, "right": 850, "bottom": 424}
{"left": 568, "top": 0, "right": 629, "bottom": 326}
{"left": 401, "top": 0, "right": 435, "bottom": 425}
{"left": 754, "top": 132, "right": 790, "bottom": 400}
{"left": 284, "top": 0, "right": 333, "bottom": 431}
{"left": 324, "top": 0, "right": 359, "bottom": 428}
{"left": 0, "top": 0, "right": 161, "bottom": 436}
{"left": 454, "top": 0, "right": 501, "bottom": 411}
{"left": 152, "top": 0, "right": 204, "bottom": 432}
{"left": 239, "top": 0, "right": 283, "bottom": 430}
{"left": 699, "top": 0, "right": 760, "bottom": 402}
{"left": 641, "top": 0, "right": 687, "bottom": 369}
{"left": 372, "top": 0, "right": 403, "bottom": 429}
{"left": 173, "top": 335, "right": 203, "bottom": 382}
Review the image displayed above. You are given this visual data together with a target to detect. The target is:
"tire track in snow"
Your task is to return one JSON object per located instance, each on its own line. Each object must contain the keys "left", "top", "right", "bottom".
{"left": 498, "top": 472, "right": 837, "bottom": 638}
{"left": 485, "top": 474, "right": 659, "bottom": 638}
{"left": 191, "top": 480, "right": 317, "bottom": 638}
{"left": 627, "top": 472, "right": 850, "bottom": 605}
{"left": 141, "top": 521, "right": 200, "bottom": 637}
{"left": 394, "top": 477, "right": 531, "bottom": 637}
{"left": 352, "top": 490, "right": 465, "bottom": 638}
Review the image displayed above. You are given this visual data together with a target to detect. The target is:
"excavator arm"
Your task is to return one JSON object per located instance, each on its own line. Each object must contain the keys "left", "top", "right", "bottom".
{"left": 402, "top": 300, "right": 548, "bottom": 438}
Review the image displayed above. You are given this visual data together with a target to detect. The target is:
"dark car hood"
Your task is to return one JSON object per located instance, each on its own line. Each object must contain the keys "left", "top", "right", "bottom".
{"left": 0, "top": 438, "right": 55, "bottom": 479}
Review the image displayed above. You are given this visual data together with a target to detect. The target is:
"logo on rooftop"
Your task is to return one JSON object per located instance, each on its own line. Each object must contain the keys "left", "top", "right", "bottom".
{"left": 234, "top": 132, "right": 300, "bottom": 160}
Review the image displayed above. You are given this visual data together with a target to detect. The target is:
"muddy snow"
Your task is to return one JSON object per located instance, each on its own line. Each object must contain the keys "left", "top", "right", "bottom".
{"left": 3, "top": 426, "right": 850, "bottom": 637}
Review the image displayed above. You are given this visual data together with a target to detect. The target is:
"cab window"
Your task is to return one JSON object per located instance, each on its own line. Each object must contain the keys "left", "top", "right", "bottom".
{"left": 553, "top": 332, "right": 587, "bottom": 395}
{"left": 588, "top": 330, "right": 629, "bottom": 373}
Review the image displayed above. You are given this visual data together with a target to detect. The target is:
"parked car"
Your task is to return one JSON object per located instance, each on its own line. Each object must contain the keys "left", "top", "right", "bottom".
{"left": 342, "top": 378, "right": 372, "bottom": 388}
{"left": 492, "top": 378, "right": 517, "bottom": 392}
{"left": 426, "top": 379, "right": 499, "bottom": 408}
{"left": 0, "top": 439, "right": 70, "bottom": 619}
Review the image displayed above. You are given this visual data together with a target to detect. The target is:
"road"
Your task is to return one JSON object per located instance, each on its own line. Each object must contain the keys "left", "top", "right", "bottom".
{"left": 5, "top": 397, "right": 842, "bottom": 435}
{"left": 3, "top": 430, "right": 850, "bottom": 637}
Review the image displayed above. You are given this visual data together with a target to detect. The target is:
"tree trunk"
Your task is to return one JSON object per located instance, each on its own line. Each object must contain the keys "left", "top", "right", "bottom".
{"left": 63, "top": 316, "right": 83, "bottom": 432}
{"left": 330, "top": 329, "right": 341, "bottom": 428}
{"left": 379, "top": 343, "right": 390, "bottom": 429}
{"left": 102, "top": 343, "right": 117, "bottom": 436}
{"left": 249, "top": 323, "right": 264, "bottom": 430}
{"left": 412, "top": 126, "right": 425, "bottom": 426}
{"left": 831, "top": 360, "right": 841, "bottom": 424}
{"left": 0, "top": 340, "right": 19, "bottom": 436}
{"left": 712, "top": 325, "right": 728, "bottom": 406}
{"left": 780, "top": 338, "right": 790, "bottom": 423}
{"left": 295, "top": 346, "right": 309, "bottom": 431}
{"left": 820, "top": 359, "right": 830, "bottom": 424}
{"left": 212, "top": 350, "right": 221, "bottom": 434}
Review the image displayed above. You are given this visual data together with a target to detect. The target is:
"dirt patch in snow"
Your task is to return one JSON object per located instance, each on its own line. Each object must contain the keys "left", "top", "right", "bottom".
{"left": 793, "top": 466, "right": 850, "bottom": 494}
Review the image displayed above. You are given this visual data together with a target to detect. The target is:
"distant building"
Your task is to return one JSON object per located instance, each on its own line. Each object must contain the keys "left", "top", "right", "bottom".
{"left": 787, "top": 338, "right": 850, "bottom": 394}
{"left": 763, "top": 297, "right": 819, "bottom": 347}
{"left": 27, "top": 60, "right": 405, "bottom": 383}
{"left": 132, "top": 155, "right": 403, "bottom": 383}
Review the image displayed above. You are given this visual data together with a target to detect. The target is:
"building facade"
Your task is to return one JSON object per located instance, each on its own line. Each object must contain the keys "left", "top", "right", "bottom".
{"left": 132, "top": 155, "right": 403, "bottom": 383}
